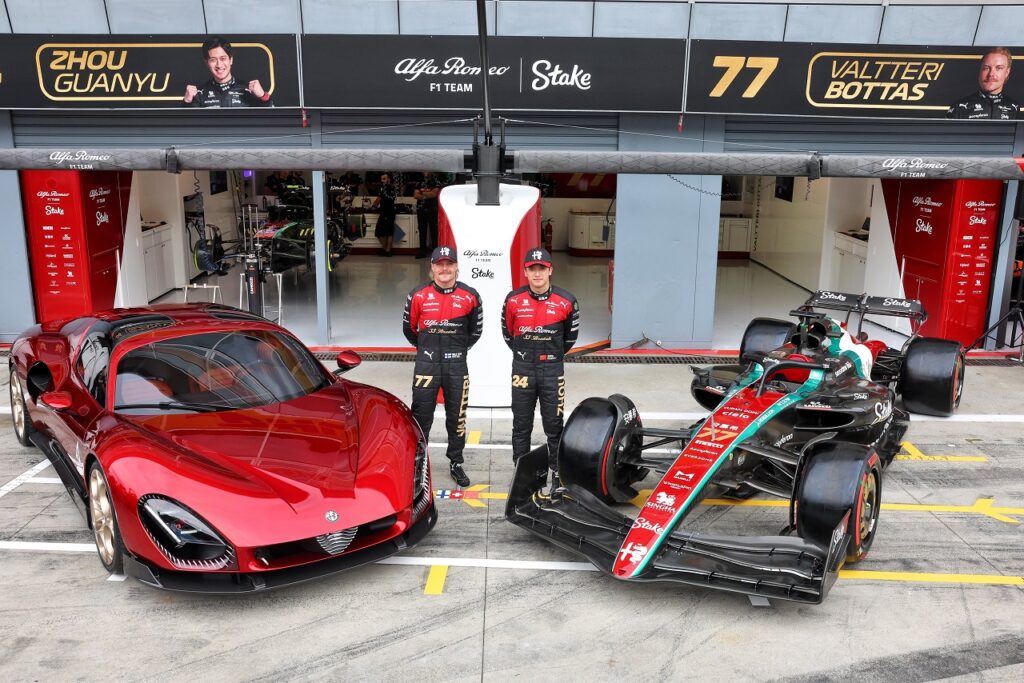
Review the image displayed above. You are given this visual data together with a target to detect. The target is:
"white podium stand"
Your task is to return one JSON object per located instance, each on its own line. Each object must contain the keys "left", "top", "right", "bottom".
{"left": 440, "top": 184, "right": 541, "bottom": 407}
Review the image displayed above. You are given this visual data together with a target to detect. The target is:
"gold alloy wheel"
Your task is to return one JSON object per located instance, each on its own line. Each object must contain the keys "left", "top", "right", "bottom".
{"left": 859, "top": 471, "right": 878, "bottom": 540}
{"left": 10, "top": 372, "right": 26, "bottom": 441}
{"left": 88, "top": 467, "right": 117, "bottom": 566}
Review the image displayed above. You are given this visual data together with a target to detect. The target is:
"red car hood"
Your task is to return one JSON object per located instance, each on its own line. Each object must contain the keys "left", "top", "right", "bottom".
{"left": 128, "top": 385, "right": 360, "bottom": 501}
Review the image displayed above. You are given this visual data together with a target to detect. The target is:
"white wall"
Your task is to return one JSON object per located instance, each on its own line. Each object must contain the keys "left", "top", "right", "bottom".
{"left": 864, "top": 179, "right": 912, "bottom": 335}
{"left": 820, "top": 178, "right": 872, "bottom": 286}
{"left": 115, "top": 173, "right": 147, "bottom": 308}
{"left": 540, "top": 197, "right": 615, "bottom": 251}
{"left": 137, "top": 171, "right": 187, "bottom": 288}
{"left": 750, "top": 176, "right": 829, "bottom": 290}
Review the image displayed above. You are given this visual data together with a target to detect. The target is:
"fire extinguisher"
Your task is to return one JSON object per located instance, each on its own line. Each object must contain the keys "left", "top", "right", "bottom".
{"left": 542, "top": 218, "right": 553, "bottom": 252}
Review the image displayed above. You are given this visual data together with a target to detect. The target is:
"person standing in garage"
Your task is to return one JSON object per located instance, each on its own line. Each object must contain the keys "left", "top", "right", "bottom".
{"left": 502, "top": 247, "right": 580, "bottom": 488}
{"left": 373, "top": 172, "right": 398, "bottom": 257}
{"left": 403, "top": 246, "right": 483, "bottom": 487}
{"left": 414, "top": 172, "right": 442, "bottom": 258}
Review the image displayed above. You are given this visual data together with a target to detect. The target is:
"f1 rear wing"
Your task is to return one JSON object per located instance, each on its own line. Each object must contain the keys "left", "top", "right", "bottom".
{"left": 803, "top": 291, "right": 927, "bottom": 323}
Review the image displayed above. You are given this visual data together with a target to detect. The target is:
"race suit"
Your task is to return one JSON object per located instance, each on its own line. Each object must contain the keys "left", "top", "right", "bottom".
{"left": 501, "top": 285, "right": 580, "bottom": 468}
{"left": 187, "top": 78, "right": 273, "bottom": 108}
{"left": 945, "top": 91, "right": 1020, "bottom": 120}
{"left": 403, "top": 281, "right": 483, "bottom": 464}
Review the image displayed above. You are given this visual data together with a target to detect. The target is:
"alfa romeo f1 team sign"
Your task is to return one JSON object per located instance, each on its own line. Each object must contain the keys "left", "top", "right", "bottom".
{"left": 301, "top": 35, "right": 686, "bottom": 112}
{"left": 686, "top": 40, "right": 1024, "bottom": 120}
{"left": 0, "top": 34, "right": 300, "bottom": 108}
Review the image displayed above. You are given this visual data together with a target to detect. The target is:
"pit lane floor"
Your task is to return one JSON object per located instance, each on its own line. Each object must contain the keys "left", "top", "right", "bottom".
{"left": 1, "top": 362, "right": 1023, "bottom": 681}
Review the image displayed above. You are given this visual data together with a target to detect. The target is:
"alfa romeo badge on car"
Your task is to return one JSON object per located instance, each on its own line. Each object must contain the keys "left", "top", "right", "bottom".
{"left": 325, "top": 511, "right": 339, "bottom": 523}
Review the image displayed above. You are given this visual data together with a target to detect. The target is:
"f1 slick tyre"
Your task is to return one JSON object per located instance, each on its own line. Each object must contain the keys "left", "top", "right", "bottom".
{"left": 9, "top": 368, "right": 36, "bottom": 448}
{"left": 899, "top": 337, "right": 964, "bottom": 417}
{"left": 740, "top": 318, "right": 796, "bottom": 361}
{"left": 558, "top": 394, "right": 647, "bottom": 504}
{"left": 87, "top": 461, "right": 125, "bottom": 575}
{"left": 794, "top": 443, "right": 881, "bottom": 564}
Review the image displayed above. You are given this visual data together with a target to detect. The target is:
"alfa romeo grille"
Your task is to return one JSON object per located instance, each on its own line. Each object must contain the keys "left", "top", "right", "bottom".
{"left": 316, "top": 527, "right": 358, "bottom": 555}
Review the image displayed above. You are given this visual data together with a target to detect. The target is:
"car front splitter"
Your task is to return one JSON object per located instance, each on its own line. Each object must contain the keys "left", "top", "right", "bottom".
{"left": 506, "top": 447, "right": 848, "bottom": 604}
{"left": 123, "top": 504, "right": 438, "bottom": 593}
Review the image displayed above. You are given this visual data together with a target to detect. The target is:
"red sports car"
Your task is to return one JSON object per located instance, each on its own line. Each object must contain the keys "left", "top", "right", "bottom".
{"left": 8, "top": 304, "right": 435, "bottom": 592}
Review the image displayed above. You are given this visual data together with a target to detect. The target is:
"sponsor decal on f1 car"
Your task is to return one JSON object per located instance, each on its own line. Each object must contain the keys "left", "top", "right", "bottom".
{"left": 612, "top": 366, "right": 824, "bottom": 579}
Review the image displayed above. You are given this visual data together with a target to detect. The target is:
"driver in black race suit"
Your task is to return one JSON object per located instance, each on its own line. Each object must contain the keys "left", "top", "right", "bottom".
{"left": 403, "top": 246, "right": 483, "bottom": 487}
{"left": 183, "top": 36, "right": 274, "bottom": 108}
{"left": 502, "top": 247, "right": 580, "bottom": 487}
{"left": 946, "top": 47, "right": 1020, "bottom": 120}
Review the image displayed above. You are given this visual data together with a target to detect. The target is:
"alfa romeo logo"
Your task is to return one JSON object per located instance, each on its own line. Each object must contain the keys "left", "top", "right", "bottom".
{"left": 325, "top": 510, "right": 339, "bottom": 523}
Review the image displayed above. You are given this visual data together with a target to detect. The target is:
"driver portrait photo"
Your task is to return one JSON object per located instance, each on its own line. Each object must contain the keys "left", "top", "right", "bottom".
{"left": 182, "top": 36, "right": 274, "bottom": 108}
{"left": 945, "top": 47, "right": 1021, "bottom": 120}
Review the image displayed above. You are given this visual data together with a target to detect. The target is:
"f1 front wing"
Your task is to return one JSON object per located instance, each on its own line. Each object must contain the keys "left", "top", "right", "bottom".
{"left": 506, "top": 447, "right": 849, "bottom": 604}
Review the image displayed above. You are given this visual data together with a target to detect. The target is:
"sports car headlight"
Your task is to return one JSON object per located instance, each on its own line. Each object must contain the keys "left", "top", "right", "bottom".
{"left": 138, "top": 495, "right": 236, "bottom": 570}
{"left": 412, "top": 437, "right": 431, "bottom": 518}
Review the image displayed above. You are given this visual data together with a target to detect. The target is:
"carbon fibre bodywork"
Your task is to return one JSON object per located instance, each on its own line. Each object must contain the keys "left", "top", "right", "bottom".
{"left": 506, "top": 292, "right": 961, "bottom": 604}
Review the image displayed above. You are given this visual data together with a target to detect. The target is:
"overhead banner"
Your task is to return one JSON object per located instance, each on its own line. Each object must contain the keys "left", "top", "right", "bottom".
{"left": 301, "top": 35, "right": 686, "bottom": 112}
{"left": 686, "top": 40, "right": 1024, "bottom": 120}
{"left": 0, "top": 34, "right": 300, "bottom": 109}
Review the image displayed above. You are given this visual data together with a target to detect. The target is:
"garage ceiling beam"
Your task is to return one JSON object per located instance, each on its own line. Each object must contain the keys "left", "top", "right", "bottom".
{"left": 0, "top": 148, "right": 1021, "bottom": 180}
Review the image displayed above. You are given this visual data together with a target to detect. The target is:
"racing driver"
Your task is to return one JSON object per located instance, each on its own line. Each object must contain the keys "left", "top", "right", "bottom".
{"left": 502, "top": 247, "right": 580, "bottom": 487}
{"left": 183, "top": 36, "right": 274, "bottom": 108}
{"left": 946, "top": 47, "right": 1020, "bottom": 120}
{"left": 403, "top": 246, "right": 483, "bottom": 487}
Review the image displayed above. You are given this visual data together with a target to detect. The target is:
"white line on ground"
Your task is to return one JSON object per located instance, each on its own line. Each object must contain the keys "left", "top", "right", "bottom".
{"left": 0, "top": 540, "right": 95, "bottom": 552}
{"left": 0, "top": 541, "right": 599, "bottom": 573}
{"left": 0, "top": 405, "right": 10, "bottom": 415}
{"left": 25, "top": 477, "right": 63, "bottom": 484}
{"left": 379, "top": 555, "right": 598, "bottom": 572}
{"left": 453, "top": 408, "right": 1024, "bottom": 423}
{"left": 107, "top": 574, "right": 128, "bottom": 582}
{"left": 0, "top": 460, "right": 53, "bottom": 499}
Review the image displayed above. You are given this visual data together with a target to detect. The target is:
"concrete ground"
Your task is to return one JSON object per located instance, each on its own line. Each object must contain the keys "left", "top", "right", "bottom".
{"left": 1, "top": 359, "right": 1023, "bottom": 681}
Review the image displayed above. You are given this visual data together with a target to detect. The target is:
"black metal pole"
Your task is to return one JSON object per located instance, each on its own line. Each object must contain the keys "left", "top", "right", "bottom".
{"left": 476, "top": 0, "right": 493, "bottom": 145}
{"left": 473, "top": 0, "right": 500, "bottom": 205}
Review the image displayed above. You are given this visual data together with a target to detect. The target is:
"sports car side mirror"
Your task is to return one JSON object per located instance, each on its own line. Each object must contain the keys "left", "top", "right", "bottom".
{"left": 39, "top": 391, "right": 73, "bottom": 410}
{"left": 334, "top": 350, "right": 362, "bottom": 375}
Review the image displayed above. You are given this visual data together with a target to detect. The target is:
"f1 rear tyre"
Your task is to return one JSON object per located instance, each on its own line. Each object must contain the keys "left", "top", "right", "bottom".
{"left": 558, "top": 394, "right": 647, "bottom": 504}
{"left": 794, "top": 443, "right": 881, "bottom": 564}
{"left": 900, "top": 337, "right": 964, "bottom": 417}
{"left": 740, "top": 318, "right": 796, "bottom": 361}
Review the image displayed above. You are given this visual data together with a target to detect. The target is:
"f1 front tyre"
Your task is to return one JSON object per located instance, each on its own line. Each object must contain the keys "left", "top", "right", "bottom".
{"left": 794, "top": 442, "right": 881, "bottom": 564}
{"left": 558, "top": 394, "right": 647, "bottom": 504}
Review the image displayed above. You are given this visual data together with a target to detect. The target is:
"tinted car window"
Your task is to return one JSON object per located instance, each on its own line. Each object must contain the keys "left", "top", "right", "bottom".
{"left": 76, "top": 333, "right": 111, "bottom": 405}
{"left": 114, "top": 330, "right": 330, "bottom": 414}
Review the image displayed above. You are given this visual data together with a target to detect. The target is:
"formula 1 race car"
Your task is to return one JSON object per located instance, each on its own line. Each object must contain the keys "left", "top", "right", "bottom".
{"left": 253, "top": 204, "right": 353, "bottom": 274}
{"left": 8, "top": 304, "right": 435, "bottom": 591}
{"left": 507, "top": 291, "right": 964, "bottom": 604}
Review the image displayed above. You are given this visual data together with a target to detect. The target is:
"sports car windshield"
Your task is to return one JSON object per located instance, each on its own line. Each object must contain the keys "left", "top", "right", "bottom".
{"left": 113, "top": 330, "right": 330, "bottom": 414}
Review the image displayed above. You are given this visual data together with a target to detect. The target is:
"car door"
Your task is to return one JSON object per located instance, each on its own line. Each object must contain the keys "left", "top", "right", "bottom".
{"left": 48, "top": 329, "right": 110, "bottom": 480}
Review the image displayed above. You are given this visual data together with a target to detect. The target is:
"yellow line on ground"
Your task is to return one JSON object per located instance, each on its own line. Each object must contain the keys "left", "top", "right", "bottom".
{"left": 899, "top": 441, "right": 986, "bottom": 462}
{"left": 424, "top": 565, "right": 449, "bottom": 594}
{"left": 895, "top": 454, "right": 988, "bottom": 462}
{"left": 467, "top": 431, "right": 481, "bottom": 445}
{"left": 446, "top": 488, "right": 1022, "bottom": 522}
{"left": 840, "top": 569, "right": 1024, "bottom": 586}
